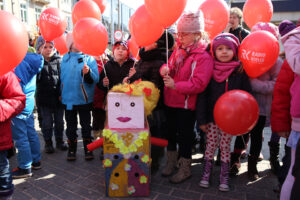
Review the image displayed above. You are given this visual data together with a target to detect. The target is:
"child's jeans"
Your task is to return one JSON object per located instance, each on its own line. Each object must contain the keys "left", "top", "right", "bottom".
{"left": 0, "top": 151, "right": 14, "bottom": 192}
{"left": 11, "top": 113, "right": 41, "bottom": 169}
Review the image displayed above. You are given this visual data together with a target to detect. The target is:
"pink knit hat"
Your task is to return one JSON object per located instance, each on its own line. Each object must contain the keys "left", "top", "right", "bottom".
{"left": 252, "top": 22, "right": 279, "bottom": 39}
{"left": 177, "top": 10, "right": 205, "bottom": 33}
{"left": 212, "top": 33, "right": 240, "bottom": 59}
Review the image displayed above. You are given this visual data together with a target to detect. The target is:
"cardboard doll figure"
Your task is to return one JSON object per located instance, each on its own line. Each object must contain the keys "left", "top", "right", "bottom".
{"left": 88, "top": 81, "right": 167, "bottom": 197}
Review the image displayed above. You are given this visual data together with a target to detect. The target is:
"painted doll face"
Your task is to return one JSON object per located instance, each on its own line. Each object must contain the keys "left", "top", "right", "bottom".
{"left": 107, "top": 92, "right": 144, "bottom": 129}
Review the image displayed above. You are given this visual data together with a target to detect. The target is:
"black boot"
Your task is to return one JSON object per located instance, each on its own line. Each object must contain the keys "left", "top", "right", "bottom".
{"left": 56, "top": 138, "right": 68, "bottom": 151}
{"left": 83, "top": 138, "right": 94, "bottom": 160}
{"left": 248, "top": 154, "right": 259, "bottom": 181}
{"left": 268, "top": 141, "right": 280, "bottom": 174}
{"left": 230, "top": 153, "right": 241, "bottom": 177}
{"left": 45, "top": 139, "right": 54, "bottom": 154}
{"left": 67, "top": 139, "right": 77, "bottom": 161}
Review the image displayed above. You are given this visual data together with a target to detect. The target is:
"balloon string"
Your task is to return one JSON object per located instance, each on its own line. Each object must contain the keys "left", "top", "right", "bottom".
{"left": 132, "top": 48, "right": 140, "bottom": 70}
{"left": 166, "top": 29, "right": 169, "bottom": 70}
{"left": 100, "top": 56, "right": 109, "bottom": 90}
{"left": 100, "top": 56, "right": 107, "bottom": 77}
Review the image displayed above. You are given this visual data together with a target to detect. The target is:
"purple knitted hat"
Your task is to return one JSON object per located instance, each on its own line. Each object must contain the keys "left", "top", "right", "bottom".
{"left": 279, "top": 20, "right": 296, "bottom": 37}
{"left": 212, "top": 33, "right": 240, "bottom": 58}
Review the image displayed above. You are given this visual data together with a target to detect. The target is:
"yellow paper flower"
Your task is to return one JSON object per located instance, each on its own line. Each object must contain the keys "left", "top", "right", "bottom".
{"left": 139, "top": 175, "right": 148, "bottom": 184}
{"left": 103, "top": 159, "right": 112, "bottom": 167}
{"left": 129, "top": 144, "right": 137, "bottom": 152}
{"left": 141, "top": 154, "right": 150, "bottom": 163}
{"left": 115, "top": 140, "right": 124, "bottom": 148}
{"left": 110, "top": 134, "right": 118, "bottom": 143}
{"left": 103, "top": 129, "right": 112, "bottom": 137}
{"left": 139, "top": 131, "right": 149, "bottom": 140}
{"left": 120, "top": 146, "right": 129, "bottom": 154}
{"left": 134, "top": 139, "right": 143, "bottom": 147}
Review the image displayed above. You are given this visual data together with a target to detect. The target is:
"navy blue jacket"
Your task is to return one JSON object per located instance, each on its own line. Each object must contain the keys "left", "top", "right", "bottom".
{"left": 196, "top": 68, "right": 252, "bottom": 126}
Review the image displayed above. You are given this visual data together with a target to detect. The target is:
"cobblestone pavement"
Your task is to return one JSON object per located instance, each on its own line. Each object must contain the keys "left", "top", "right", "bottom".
{"left": 7, "top": 115, "right": 283, "bottom": 200}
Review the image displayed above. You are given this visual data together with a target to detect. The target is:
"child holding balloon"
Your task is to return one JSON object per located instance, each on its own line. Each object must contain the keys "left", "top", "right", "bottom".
{"left": 160, "top": 11, "right": 213, "bottom": 184}
{"left": 196, "top": 33, "right": 251, "bottom": 191}
{"left": 230, "top": 23, "right": 283, "bottom": 181}
{"left": 60, "top": 33, "right": 99, "bottom": 161}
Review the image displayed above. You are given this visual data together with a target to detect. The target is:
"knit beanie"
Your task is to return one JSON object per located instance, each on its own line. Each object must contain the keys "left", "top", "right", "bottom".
{"left": 177, "top": 10, "right": 204, "bottom": 33}
{"left": 279, "top": 20, "right": 296, "bottom": 37}
{"left": 35, "top": 36, "right": 54, "bottom": 51}
{"left": 113, "top": 41, "right": 129, "bottom": 56}
{"left": 252, "top": 22, "right": 279, "bottom": 39}
{"left": 212, "top": 33, "right": 240, "bottom": 58}
{"left": 156, "top": 31, "right": 175, "bottom": 50}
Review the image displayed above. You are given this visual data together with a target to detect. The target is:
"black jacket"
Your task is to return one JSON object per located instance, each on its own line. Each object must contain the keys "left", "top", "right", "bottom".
{"left": 196, "top": 68, "right": 252, "bottom": 126}
{"left": 230, "top": 26, "right": 250, "bottom": 42}
{"left": 97, "top": 57, "right": 135, "bottom": 92}
{"left": 130, "top": 48, "right": 167, "bottom": 109}
{"left": 36, "top": 54, "right": 62, "bottom": 108}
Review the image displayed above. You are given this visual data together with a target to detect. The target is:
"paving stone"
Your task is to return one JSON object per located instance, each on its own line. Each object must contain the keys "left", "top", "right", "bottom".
{"left": 172, "top": 189, "right": 202, "bottom": 200}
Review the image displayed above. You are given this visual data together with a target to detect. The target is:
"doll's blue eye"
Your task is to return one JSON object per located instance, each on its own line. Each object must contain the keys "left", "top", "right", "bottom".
{"left": 115, "top": 102, "right": 120, "bottom": 107}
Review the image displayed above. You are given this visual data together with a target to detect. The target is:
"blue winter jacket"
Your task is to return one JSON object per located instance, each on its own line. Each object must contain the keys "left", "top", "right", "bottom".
{"left": 14, "top": 53, "right": 44, "bottom": 118}
{"left": 61, "top": 52, "right": 99, "bottom": 110}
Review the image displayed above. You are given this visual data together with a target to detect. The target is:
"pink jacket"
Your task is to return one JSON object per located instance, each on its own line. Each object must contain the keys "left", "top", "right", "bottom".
{"left": 282, "top": 27, "right": 300, "bottom": 131}
{"left": 162, "top": 44, "right": 213, "bottom": 111}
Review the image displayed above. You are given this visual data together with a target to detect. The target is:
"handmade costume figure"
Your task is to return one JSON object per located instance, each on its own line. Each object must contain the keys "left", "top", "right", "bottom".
{"left": 88, "top": 81, "right": 167, "bottom": 197}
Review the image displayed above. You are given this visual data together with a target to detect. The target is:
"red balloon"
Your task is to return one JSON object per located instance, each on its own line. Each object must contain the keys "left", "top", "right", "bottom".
{"left": 243, "top": 0, "right": 273, "bottom": 29}
{"left": 239, "top": 31, "right": 279, "bottom": 78}
{"left": 199, "top": 0, "right": 229, "bottom": 39}
{"left": 72, "top": 0, "right": 101, "bottom": 25}
{"left": 54, "top": 34, "right": 68, "bottom": 55}
{"left": 39, "top": 8, "right": 67, "bottom": 41}
{"left": 128, "top": 38, "right": 140, "bottom": 60}
{"left": 73, "top": 18, "right": 108, "bottom": 56}
{"left": 131, "top": 5, "right": 164, "bottom": 47}
{"left": 91, "top": 0, "right": 107, "bottom": 14}
{"left": 214, "top": 90, "right": 259, "bottom": 136}
{"left": 145, "top": 0, "right": 187, "bottom": 28}
{"left": 0, "top": 11, "right": 28, "bottom": 76}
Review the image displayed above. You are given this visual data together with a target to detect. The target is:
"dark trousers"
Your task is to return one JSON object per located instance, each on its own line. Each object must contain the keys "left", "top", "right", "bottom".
{"left": 92, "top": 108, "right": 106, "bottom": 131}
{"left": 165, "top": 106, "right": 195, "bottom": 159}
{"left": 278, "top": 143, "right": 291, "bottom": 186}
{"left": 0, "top": 151, "right": 13, "bottom": 191}
{"left": 39, "top": 105, "right": 64, "bottom": 141}
{"left": 234, "top": 116, "right": 266, "bottom": 158}
{"left": 65, "top": 104, "right": 92, "bottom": 141}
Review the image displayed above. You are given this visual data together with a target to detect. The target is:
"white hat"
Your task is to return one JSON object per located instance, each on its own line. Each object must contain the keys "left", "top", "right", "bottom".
{"left": 177, "top": 10, "right": 205, "bottom": 33}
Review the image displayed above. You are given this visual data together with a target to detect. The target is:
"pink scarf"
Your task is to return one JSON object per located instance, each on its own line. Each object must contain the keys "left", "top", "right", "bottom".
{"left": 171, "top": 40, "right": 207, "bottom": 74}
{"left": 213, "top": 61, "right": 240, "bottom": 83}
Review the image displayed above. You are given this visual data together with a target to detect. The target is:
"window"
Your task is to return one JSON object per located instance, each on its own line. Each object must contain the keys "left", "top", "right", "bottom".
{"left": 20, "top": 3, "right": 28, "bottom": 23}
{"left": 0, "top": 0, "right": 4, "bottom": 10}
{"left": 35, "top": 7, "right": 42, "bottom": 23}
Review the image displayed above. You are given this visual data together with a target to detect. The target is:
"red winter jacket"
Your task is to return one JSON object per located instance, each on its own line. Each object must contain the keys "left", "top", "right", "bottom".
{"left": 93, "top": 60, "right": 106, "bottom": 109}
{"left": 271, "top": 60, "right": 294, "bottom": 133}
{"left": 0, "top": 72, "right": 26, "bottom": 151}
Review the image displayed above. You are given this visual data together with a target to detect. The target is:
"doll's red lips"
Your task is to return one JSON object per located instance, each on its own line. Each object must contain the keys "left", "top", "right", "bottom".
{"left": 117, "top": 117, "right": 131, "bottom": 122}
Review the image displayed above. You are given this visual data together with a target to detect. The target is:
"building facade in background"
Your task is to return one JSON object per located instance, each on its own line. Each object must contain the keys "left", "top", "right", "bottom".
{"left": 0, "top": 0, "right": 134, "bottom": 44}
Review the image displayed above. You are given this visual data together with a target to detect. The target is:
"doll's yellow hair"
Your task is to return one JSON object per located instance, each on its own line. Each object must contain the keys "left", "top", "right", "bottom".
{"left": 111, "top": 80, "right": 160, "bottom": 116}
